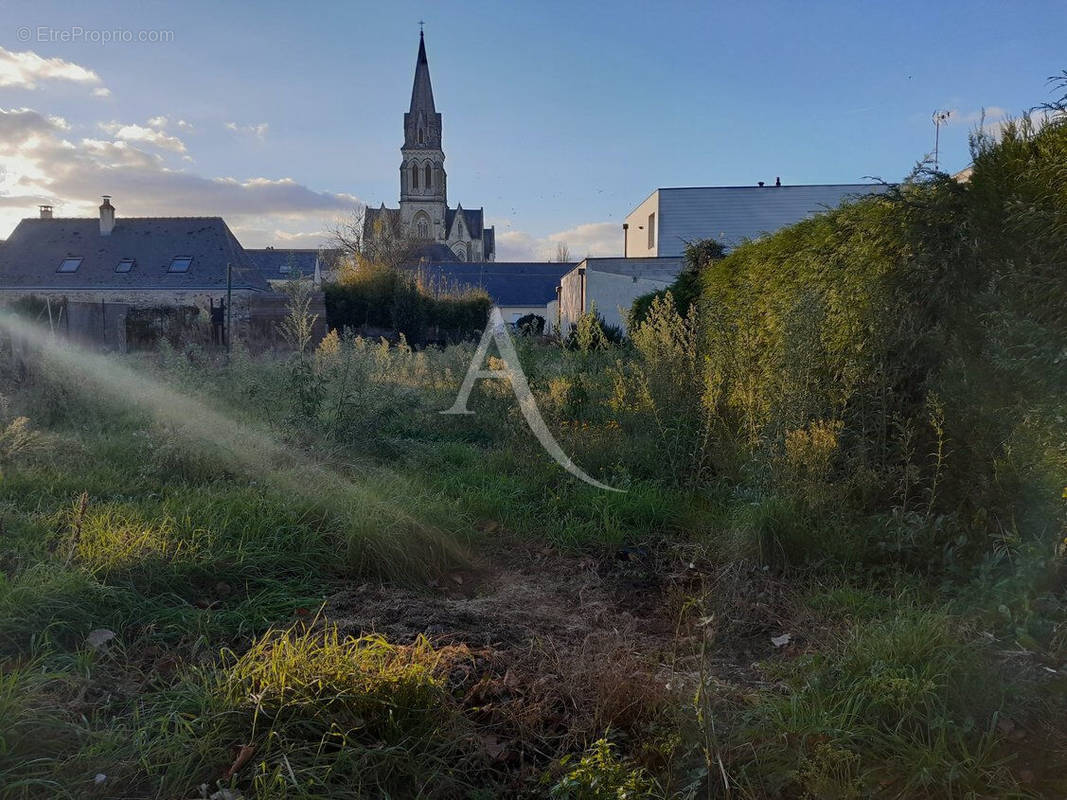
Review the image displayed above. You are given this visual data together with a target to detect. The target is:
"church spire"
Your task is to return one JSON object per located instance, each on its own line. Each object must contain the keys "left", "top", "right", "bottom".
{"left": 408, "top": 31, "right": 436, "bottom": 117}
{"left": 400, "top": 29, "right": 445, "bottom": 207}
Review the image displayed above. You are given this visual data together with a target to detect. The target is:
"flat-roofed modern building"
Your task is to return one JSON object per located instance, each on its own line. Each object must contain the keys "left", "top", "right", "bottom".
{"left": 623, "top": 183, "right": 891, "bottom": 257}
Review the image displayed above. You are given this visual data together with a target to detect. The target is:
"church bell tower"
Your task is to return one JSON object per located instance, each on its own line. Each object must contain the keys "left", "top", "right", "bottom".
{"left": 399, "top": 31, "right": 447, "bottom": 240}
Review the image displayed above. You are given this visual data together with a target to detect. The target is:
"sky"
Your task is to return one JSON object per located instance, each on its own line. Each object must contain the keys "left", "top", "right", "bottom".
{"left": 0, "top": 0, "right": 1063, "bottom": 259}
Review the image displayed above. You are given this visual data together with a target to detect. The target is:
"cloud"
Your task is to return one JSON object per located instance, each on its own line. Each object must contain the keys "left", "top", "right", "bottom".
{"left": 942, "top": 105, "right": 1066, "bottom": 140}
{"left": 92, "top": 87, "right": 111, "bottom": 98}
{"left": 225, "top": 121, "right": 269, "bottom": 140}
{"left": 0, "top": 46, "right": 105, "bottom": 92}
{"left": 0, "top": 107, "right": 69, "bottom": 141}
{"left": 99, "top": 121, "right": 187, "bottom": 153}
{"left": 0, "top": 104, "right": 358, "bottom": 244}
{"left": 229, "top": 225, "right": 335, "bottom": 249}
{"left": 146, "top": 115, "right": 168, "bottom": 128}
{"left": 494, "top": 220, "right": 622, "bottom": 261}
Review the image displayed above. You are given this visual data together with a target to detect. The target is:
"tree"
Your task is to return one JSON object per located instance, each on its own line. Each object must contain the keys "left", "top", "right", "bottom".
{"left": 553, "top": 241, "right": 572, "bottom": 263}
{"left": 332, "top": 206, "right": 421, "bottom": 272}
{"left": 630, "top": 238, "right": 725, "bottom": 327}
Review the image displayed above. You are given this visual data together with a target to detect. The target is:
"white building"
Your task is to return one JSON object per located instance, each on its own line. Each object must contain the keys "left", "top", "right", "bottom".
{"left": 623, "top": 182, "right": 890, "bottom": 257}
{"left": 557, "top": 257, "right": 684, "bottom": 334}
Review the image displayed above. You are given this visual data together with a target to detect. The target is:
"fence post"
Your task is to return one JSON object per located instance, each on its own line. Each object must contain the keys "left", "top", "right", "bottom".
{"left": 226, "top": 262, "right": 233, "bottom": 356}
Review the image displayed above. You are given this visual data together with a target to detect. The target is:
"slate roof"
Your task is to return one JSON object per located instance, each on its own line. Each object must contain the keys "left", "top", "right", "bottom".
{"left": 0, "top": 216, "right": 269, "bottom": 291}
{"left": 579, "top": 256, "right": 686, "bottom": 279}
{"left": 445, "top": 207, "right": 484, "bottom": 239}
{"left": 642, "top": 184, "right": 893, "bottom": 256}
{"left": 409, "top": 32, "right": 436, "bottom": 116}
{"left": 246, "top": 248, "right": 322, "bottom": 281}
{"left": 409, "top": 243, "right": 460, "bottom": 263}
{"left": 415, "top": 262, "right": 574, "bottom": 307}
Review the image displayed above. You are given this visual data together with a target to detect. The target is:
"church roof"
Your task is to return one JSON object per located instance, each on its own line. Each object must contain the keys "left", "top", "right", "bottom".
{"left": 445, "top": 207, "right": 485, "bottom": 239}
{"left": 409, "top": 32, "right": 436, "bottom": 115}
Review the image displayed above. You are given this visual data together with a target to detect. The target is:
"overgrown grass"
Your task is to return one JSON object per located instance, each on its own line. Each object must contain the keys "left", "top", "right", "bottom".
{"left": 2, "top": 102, "right": 1066, "bottom": 798}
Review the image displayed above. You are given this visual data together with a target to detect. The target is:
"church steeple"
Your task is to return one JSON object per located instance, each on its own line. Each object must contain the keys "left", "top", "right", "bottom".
{"left": 404, "top": 31, "right": 441, "bottom": 150}
{"left": 409, "top": 32, "right": 435, "bottom": 116}
{"left": 400, "top": 29, "right": 446, "bottom": 228}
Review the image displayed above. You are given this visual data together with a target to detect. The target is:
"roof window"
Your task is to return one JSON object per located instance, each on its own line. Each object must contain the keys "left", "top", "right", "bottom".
{"left": 168, "top": 256, "right": 193, "bottom": 273}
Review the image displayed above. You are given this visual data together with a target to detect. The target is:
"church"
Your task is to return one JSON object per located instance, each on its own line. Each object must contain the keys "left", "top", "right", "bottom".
{"left": 363, "top": 32, "right": 495, "bottom": 262}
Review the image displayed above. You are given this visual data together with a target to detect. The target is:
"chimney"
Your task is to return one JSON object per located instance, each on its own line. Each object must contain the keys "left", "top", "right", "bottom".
{"left": 758, "top": 181, "right": 765, "bottom": 187}
{"left": 39, "top": 205, "right": 53, "bottom": 219}
{"left": 622, "top": 222, "right": 629, "bottom": 257}
{"left": 775, "top": 176, "right": 781, "bottom": 187}
{"left": 99, "top": 195, "right": 115, "bottom": 236}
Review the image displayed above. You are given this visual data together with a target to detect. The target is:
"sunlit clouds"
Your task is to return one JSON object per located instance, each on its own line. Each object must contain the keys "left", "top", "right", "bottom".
{"left": 0, "top": 45, "right": 106, "bottom": 91}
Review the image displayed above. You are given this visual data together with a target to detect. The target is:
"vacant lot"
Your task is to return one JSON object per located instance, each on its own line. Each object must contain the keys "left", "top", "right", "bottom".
{"left": 0, "top": 321, "right": 1062, "bottom": 799}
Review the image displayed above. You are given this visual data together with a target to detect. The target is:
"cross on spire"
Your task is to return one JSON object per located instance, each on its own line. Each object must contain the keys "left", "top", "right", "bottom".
{"left": 418, "top": 20, "right": 424, "bottom": 34}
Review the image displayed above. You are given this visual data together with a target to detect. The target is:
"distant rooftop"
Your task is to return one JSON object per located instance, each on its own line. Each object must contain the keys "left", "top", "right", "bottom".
{"left": 0, "top": 216, "right": 268, "bottom": 291}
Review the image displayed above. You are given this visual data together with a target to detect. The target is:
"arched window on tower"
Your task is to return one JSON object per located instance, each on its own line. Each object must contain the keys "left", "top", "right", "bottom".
{"left": 418, "top": 128, "right": 424, "bottom": 144}
{"left": 410, "top": 164, "right": 419, "bottom": 190}
{"left": 414, "top": 211, "right": 430, "bottom": 240}
{"left": 424, "top": 164, "right": 432, "bottom": 190}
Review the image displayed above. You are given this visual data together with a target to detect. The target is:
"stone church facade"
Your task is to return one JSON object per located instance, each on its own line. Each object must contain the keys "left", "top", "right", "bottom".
{"left": 363, "top": 33, "right": 495, "bottom": 262}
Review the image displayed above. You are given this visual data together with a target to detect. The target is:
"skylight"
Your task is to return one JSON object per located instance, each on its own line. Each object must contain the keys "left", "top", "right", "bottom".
{"left": 57, "top": 257, "right": 82, "bottom": 273}
{"left": 115, "top": 258, "right": 135, "bottom": 273}
{"left": 168, "top": 256, "right": 193, "bottom": 273}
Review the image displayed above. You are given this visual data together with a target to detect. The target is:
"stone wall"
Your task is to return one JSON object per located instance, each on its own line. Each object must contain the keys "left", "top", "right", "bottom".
{"left": 0, "top": 289, "right": 264, "bottom": 352}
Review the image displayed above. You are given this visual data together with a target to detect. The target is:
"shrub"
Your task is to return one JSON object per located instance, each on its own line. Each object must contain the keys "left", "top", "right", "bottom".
{"left": 324, "top": 264, "right": 490, "bottom": 345}
{"left": 611, "top": 293, "right": 720, "bottom": 486}
{"left": 516, "top": 313, "right": 546, "bottom": 336}
{"left": 693, "top": 114, "right": 1067, "bottom": 569}
{"left": 276, "top": 271, "right": 320, "bottom": 353}
{"left": 630, "top": 238, "right": 725, "bottom": 327}
{"left": 547, "top": 738, "right": 662, "bottom": 799}
{"left": 566, "top": 306, "right": 623, "bottom": 351}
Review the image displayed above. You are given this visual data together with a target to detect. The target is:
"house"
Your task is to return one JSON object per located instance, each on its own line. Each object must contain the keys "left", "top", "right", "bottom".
{"left": 623, "top": 183, "right": 891, "bottom": 257}
{"left": 0, "top": 197, "right": 274, "bottom": 349}
{"left": 416, "top": 262, "right": 574, "bottom": 325}
{"left": 556, "top": 257, "right": 685, "bottom": 334}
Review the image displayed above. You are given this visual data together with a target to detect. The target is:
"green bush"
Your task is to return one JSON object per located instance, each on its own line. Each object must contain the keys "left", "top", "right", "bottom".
{"left": 693, "top": 114, "right": 1067, "bottom": 569}
{"left": 547, "top": 738, "right": 662, "bottom": 799}
{"left": 324, "top": 264, "right": 490, "bottom": 345}
{"left": 630, "top": 238, "right": 725, "bottom": 327}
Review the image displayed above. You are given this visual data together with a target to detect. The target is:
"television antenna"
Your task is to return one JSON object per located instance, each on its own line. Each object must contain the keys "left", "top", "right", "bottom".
{"left": 932, "top": 109, "right": 952, "bottom": 170}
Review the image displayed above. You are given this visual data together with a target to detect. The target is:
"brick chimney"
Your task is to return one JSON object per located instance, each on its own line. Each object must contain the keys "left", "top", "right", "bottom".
{"left": 99, "top": 195, "right": 115, "bottom": 236}
{"left": 39, "top": 205, "right": 53, "bottom": 219}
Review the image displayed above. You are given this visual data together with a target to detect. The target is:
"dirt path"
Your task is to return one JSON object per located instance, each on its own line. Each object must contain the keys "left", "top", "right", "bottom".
{"left": 325, "top": 539, "right": 689, "bottom": 783}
